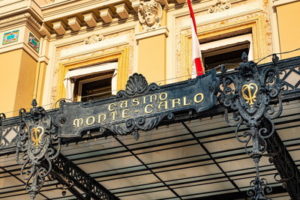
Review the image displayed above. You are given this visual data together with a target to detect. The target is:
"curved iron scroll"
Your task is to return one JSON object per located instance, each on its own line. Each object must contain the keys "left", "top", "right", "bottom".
{"left": 219, "top": 53, "right": 283, "bottom": 199}
{"left": 16, "top": 100, "right": 60, "bottom": 199}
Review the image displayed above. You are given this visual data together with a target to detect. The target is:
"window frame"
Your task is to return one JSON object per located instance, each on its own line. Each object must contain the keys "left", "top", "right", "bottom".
{"left": 200, "top": 33, "right": 253, "bottom": 62}
{"left": 76, "top": 71, "right": 114, "bottom": 102}
{"left": 56, "top": 47, "right": 130, "bottom": 104}
{"left": 63, "top": 62, "right": 118, "bottom": 101}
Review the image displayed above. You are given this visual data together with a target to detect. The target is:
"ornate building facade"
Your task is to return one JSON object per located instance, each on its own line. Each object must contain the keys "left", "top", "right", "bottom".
{"left": 0, "top": 0, "right": 300, "bottom": 199}
{"left": 0, "top": 0, "right": 299, "bottom": 116}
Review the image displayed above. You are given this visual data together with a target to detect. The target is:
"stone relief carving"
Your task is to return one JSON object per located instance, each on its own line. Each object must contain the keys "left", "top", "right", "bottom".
{"left": 208, "top": 0, "right": 231, "bottom": 13}
{"left": 138, "top": 0, "right": 162, "bottom": 31}
{"left": 84, "top": 34, "right": 104, "bottom": 45}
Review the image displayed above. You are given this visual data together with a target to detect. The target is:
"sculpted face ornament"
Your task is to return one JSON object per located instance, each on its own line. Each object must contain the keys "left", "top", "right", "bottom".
{"left": 138, "top": 0, "right": 162, "bottom": 31}
{"left": 242, "top": 82, "right": 258, "bottom": 106}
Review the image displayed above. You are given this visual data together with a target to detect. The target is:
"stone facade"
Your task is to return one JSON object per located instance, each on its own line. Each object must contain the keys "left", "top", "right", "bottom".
{"left": 0, "top": 0, "right": 299, "bottom": 114}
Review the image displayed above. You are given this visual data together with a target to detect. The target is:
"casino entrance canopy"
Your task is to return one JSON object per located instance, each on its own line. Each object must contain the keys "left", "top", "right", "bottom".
{"left": 1, "top": 56, "right": 300, "bottom": 200}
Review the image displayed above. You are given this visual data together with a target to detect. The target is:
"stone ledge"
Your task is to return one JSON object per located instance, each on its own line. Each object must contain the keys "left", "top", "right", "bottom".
{"left": 135, "top": 27, "right": 169, "bottom": 42}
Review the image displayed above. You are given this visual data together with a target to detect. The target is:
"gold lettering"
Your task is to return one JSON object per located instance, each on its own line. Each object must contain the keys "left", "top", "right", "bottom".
{"left": 122, "top": 109, "right": 130, "bottom": 118}
{"left": 98, "top": 114, "right": 106, "bottom": 123}
{"left": 120, "top": 101, "right": 128, "bottom": 108}
{"left": 194, "top": 93, "right": 204, "bottom": 103}
{"left": 145, "top": 104, "right": 154, "bottom": 114}
{"left": 143, "top": 96, "right": 147, "bottom": 104}
{"left": 108, "top": 103, "right": 116, "bottom": 111}
{"left": 172, "top": 98, "right": 181, "bottom": 108}
{"left": 110, "top": 111, "right": 117, "bottom": 121}
{"left": 132, "top": 98, "right": 140, "bottom": 106}
{"left": 158, "top": 101, "right": 168, "bottom": 110}
{"left": 159, "top": 92, "right": 168, "bottom": 101}
{"left": 86, "top": 116, "right": 95, "bottom": 126}
{"left": 149, "top": 95, "right": 157, "bottom": 103}
{"left": 183, "top": 96, "right": 191, "bottom": 106}
{"left": 73, "top": 118, "right": 84, "bottom": 128}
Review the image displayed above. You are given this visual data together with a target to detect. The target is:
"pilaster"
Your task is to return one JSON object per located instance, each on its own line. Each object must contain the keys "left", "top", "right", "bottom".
{"left": 136, "top": 0, "right": 168, "bottom": 85}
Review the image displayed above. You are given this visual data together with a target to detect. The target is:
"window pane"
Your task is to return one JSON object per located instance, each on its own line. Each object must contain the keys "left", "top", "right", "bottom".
{"left": 81, "top": 77, "right": 112, "bottom": 102}
{"left": 74, "top": 71, "right": 114, "bottom": 102}
{"left": 202, "top": 41, "right": 250, "bottom": 71}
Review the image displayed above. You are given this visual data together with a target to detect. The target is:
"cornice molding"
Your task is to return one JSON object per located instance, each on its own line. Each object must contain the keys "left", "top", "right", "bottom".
{"left": 0, "top": 13, "right": 29, "bottom": 29}
{"left": 0, "top": 1, "right": 43, "bottom": 38}
{"left": 0, "top": 0, "right": 29, "bottom": 19}
{"left": 135, "top": 26, "right": 169, "bottom": 41}
{"left": 60, "top": 34, "right": 130, "bottom": 59}
{"left": 0, "top": 0, "right": 43, "bottom": 22}
{"left": 42, "top": 0, "right": 138, "bottom": 37}
{"left": 272, "top": 0, "right": 299, "bottom": 7}
{"left": 42, "top": 0, "right": 126, "bottom": 21}
{"left": 0, "top": 12, "right": 42, "bottom": 38}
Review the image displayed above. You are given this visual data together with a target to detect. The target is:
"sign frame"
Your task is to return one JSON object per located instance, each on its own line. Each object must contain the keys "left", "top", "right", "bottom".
{"left": 55, "top": 70, "right": 219, "bottom": 138}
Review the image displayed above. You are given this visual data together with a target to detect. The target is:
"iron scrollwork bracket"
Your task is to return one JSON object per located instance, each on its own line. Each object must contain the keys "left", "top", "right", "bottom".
{"left": 0, "top": 113, "right": 6, "bottom": 147}
{"left": 16, "top": 100, "right": 61, "bottom": 199}
{"left": 113, "top": 73, "right": 161, "bottom": 139}
{"left": 219, "top": 53, "right": 283, "bottom": 199}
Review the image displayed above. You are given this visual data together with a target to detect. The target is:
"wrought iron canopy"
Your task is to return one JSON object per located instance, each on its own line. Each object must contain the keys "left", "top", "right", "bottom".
{"left": 0, "top": 55, "right": 300, "bottom": 199}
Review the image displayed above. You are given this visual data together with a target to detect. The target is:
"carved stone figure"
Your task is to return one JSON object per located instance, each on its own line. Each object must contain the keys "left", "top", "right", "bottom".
{"left": 208, "top": 0, "right": 231, "bottom": 13}
{"left": 138, "top": 0, "right": 162, "bottom": 31}
{"left": 84, "top": 34, "right": 104, "bottom": 45}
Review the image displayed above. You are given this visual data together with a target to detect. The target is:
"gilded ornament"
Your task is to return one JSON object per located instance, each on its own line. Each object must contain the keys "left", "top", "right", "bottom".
{"left": 242, "top": 83, "right": 258, "bottom": 105}
{"left": 30, "top": 126, "right": 44, "bottom": 147}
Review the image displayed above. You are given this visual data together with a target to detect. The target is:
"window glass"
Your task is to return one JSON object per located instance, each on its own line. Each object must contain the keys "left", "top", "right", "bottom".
{"left": 74, "top": 71, "right": 114, "bottom": 102}
{"left": 64, "top": 62, "right": 118, "bottom": 102}
{"left": 203, "top": 42, "right": 250, "bottom": 70}
{"left": 198, "top": 33, "right": 253, "bottom": 72}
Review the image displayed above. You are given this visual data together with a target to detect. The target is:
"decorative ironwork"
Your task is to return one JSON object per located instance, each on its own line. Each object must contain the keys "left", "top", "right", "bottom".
{"left": 219, "top": 53, "right": 283, "bottom": 199}
{"left": 116, "top": 73, "right": 160, "bottom": 98}
{"left": 0, "top": 113, "right": 6, "bottom": 147}
{"left": 16, "top": 100, "right": 60, "bottom": 199}
{"left": 279, "top": 61, "right": 300, "bottom": 94}
{"left": 53, "top": 153, "right": 119, "bottom": 200}
{"left": 266, "top": 128, "right": 300, "bottom": 200}
{"left": 241, "top": 82, "right": 258, "bottom": 105}
{"left": 247, "top": 176, "right": 272, "bottom": 200}
{"left": 1, "top": 56, "right": 300, "bottom": 153}
{"left": 0, "top": 113, "right": 19, "bottom": 152}
{"left": 0, "top": 56, "right": 300, "bottom": 199}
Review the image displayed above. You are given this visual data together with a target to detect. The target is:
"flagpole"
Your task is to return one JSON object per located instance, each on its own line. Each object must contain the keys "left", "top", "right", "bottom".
{"left": 187, "top": 0, "right": 205, "bottom": 76}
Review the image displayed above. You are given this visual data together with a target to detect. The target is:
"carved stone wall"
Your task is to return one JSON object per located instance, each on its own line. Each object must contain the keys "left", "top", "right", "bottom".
{"left": 45, "top": 29, "right": 135, "bottom": 106}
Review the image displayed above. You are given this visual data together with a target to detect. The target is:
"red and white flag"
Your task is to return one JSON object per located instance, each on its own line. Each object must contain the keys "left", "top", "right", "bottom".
{"left": 187, "top": 0, "right": 205, "bottom": 76}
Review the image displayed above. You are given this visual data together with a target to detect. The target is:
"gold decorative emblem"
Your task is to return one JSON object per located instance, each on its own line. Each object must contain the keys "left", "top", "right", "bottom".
{"left": 30, "top": 126, "right": 44, "bottom": 147}
{"left": 242, "top": 83, "right": 258, "bottom": 105}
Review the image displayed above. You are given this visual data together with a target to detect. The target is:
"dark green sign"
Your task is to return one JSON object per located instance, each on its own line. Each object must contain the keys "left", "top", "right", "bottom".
{"left": 56, "top": 70, "right": 218, "bottom": 137}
